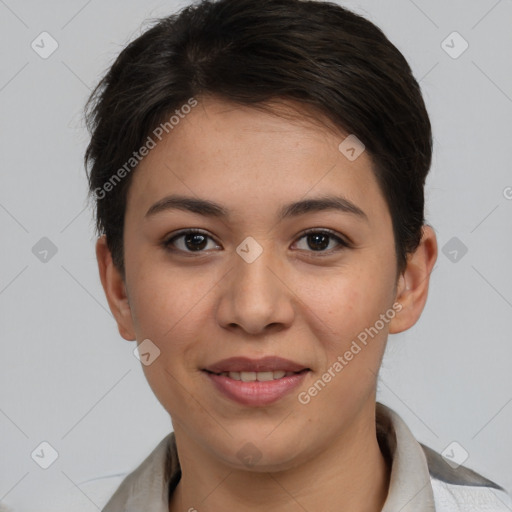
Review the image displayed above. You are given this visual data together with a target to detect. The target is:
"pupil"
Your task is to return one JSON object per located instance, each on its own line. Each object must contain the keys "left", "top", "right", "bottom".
{"left": 308, "top": 233, "right": 329, "bottom": 251}
{"left": 186, "top": 233, "right": 207, "bottom": 251}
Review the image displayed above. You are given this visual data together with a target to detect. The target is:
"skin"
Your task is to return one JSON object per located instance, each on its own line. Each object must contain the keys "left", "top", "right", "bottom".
{"left": 96, "top": 96, "right": 437, "bottom": 511}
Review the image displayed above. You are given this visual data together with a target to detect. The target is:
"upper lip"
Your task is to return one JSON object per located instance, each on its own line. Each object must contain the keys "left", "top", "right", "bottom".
{"left": 203, "top": 356, "right": 309, "bottom": 373}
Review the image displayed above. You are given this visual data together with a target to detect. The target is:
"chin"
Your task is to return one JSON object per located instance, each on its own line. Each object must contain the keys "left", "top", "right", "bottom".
{"left": 210, "top": 430, "right": 310, "bottom": 473}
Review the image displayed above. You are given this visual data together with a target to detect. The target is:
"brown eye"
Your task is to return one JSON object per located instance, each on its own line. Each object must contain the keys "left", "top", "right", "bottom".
{"left": 306, "top": 233, "right": 330, "bottom": 251}
{"left": 294, "top": 229, "right": 349, "bottom": 253}
{"left": 184, "top": 233, "right": 207, "bottom": 251}
{"left": 163, "top": 230, "right": 221, "bottom": 253}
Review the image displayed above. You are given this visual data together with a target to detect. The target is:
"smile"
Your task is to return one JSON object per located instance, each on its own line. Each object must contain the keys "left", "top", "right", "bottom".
{"left": 203, "top": 367, "right": 310, "bottom": 406}
{"left": 206, "top": 370, "right": 301, "bottom": 381}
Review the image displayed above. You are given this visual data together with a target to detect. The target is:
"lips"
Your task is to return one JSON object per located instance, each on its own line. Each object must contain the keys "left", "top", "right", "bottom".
{"left": 202, "top": 356, "right": 310, "bottom": 406}
{"left": 215, "top": 370, "right": 300, "bottom": 382}
{"left": 203, "top": 356, "right": 309, "bottom": 374}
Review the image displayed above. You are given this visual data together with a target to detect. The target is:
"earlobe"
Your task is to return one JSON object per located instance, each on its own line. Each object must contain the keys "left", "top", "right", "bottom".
{"left": 95, "top": 235, "right": 137, "bottom": 341}
{"left": 389, "top": 225, "right": 438, "bottom": 334}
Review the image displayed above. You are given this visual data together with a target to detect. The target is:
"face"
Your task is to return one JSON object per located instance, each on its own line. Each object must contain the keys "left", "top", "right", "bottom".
{"left": 98, "top": 96, "right": 435, "bottom": 471}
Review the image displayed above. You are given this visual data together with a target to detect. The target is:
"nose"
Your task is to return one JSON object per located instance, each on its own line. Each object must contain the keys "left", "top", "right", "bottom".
{"left": 215, "top": 244, "right": 295, "bottom": 336}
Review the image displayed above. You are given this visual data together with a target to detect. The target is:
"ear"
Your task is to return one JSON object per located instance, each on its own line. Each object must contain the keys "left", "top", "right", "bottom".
{"left": 389, "top": 225, "right": 438, "bottom": 334}
{"left": 95, "top": 235, "right": 136, "bottom": 341}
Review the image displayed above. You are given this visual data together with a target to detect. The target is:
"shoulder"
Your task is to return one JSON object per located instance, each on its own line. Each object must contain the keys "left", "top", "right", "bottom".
{"left": 74, "top": 474, "right": 130, "bottom": 510}
{"left": 431, "top": 479, "right": 512, "bottom": 512}
{"left": 101, "top": 434, "right": 174, "bottom": 511}
{"left": 421, "top": 443, "right": 512, "bottom": 512}
{"left": 30, "top": 434, "right": 174, "bottom": 512}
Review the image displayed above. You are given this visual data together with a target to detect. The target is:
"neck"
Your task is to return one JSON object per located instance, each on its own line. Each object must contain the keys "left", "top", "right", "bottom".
{"left": 169, "top": 402, "right": 390, "bottom": 512}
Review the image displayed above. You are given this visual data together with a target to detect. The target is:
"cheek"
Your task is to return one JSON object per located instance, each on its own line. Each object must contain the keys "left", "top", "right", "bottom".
{"left": 296, "top": 265, "right": 392, "bottom": 344}
{"left": 127, "top": 255, "right": 215, "bottom": 337}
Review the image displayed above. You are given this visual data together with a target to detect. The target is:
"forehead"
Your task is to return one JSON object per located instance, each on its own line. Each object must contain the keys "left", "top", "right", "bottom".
{"left": 126, "top": 97, "right": 389, "bottom": 226}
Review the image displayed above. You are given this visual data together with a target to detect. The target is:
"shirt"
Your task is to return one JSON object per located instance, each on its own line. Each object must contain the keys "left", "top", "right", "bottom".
{"left": 95, "top": 402, "right": 512, "bottom": 511}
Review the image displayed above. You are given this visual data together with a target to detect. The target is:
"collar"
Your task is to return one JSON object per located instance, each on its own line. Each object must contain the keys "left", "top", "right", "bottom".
{"left": 376, "top": 402, "right": 435, "bottom": 511}
{"left": 102, "top": 402, "right": 436, "bottom": 511}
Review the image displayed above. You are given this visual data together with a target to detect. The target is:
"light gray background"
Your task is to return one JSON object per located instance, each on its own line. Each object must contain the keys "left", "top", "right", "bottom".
{"left": 1, "top": 0, "right": 511, "bottom": 510}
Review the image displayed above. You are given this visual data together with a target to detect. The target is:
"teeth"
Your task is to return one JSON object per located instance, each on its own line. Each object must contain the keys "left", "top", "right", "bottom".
{"left": 256, "top": 371, "right": 274, "bottom": 381}
{"left": 222, "top": 370, "right": 297, "bottom": 381}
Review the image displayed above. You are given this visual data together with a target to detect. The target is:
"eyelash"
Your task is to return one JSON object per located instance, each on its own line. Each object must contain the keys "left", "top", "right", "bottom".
{"left": 162, "top": 228, "right": 351, "bottom": 256}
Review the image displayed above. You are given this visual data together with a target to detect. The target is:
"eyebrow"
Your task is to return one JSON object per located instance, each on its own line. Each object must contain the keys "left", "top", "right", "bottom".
{"left": 145, "top": 194, "right": 368, "bottom": 222}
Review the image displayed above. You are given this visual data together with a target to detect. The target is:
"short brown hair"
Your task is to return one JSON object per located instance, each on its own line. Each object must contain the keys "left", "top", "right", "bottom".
{"left": 84, "top": 0, "right": 432, "bottom": 278}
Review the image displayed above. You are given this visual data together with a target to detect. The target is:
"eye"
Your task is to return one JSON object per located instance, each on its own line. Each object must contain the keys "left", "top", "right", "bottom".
{"left": 162, "top": 229, "right": 221, "bottom": 253}
{"left": 162, "top": 228, "right": 350, "bottom": 256}
{"left": 293, "top": 229, "right": 350, "bottom": 254}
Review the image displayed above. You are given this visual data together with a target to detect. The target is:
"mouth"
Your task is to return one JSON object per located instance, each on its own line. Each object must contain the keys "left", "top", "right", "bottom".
{"left": 203, "top": 369, "right": 309, "bottom": 381}
{"left": 203, "top": 355, "right": 310, "bottom": 374}
{"left": 202, "top": 356, "right": 311, "bottom": 406}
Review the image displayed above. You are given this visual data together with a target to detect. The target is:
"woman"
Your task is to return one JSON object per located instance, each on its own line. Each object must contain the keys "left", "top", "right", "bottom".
{"left": 84, "top": 0, "right": 512, "bottom": 510}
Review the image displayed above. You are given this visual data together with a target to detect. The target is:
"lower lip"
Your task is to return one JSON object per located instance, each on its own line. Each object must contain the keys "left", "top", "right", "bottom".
{"left": 204, "top": 370, "right": 309, "bottom": 406}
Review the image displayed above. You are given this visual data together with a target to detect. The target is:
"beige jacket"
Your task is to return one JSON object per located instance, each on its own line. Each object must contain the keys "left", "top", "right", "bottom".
{"left": 73, "top": 403, "right": 512, "bottom": 511}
